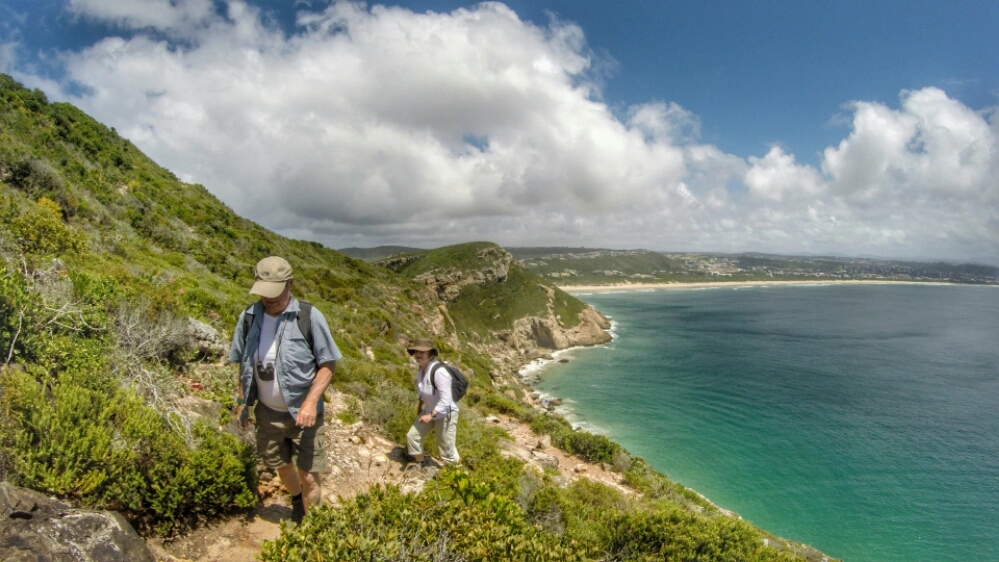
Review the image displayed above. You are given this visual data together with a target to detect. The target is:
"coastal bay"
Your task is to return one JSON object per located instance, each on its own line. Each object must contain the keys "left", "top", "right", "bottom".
{"left": 533, "top": 284, "right": 999, "bottom": 562}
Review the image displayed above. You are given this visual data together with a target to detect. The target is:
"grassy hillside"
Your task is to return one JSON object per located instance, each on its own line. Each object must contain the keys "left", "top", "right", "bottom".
{"left": 0, "top": 73, "right": 463, "bottom": 533}
{"left": 0, "top": 75, "right": 831, "bottom": 561}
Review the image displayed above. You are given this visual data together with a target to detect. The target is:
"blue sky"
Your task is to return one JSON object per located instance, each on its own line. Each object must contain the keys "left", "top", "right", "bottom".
{"left": 2, "top": 1, "right": 998, "bottom": 262}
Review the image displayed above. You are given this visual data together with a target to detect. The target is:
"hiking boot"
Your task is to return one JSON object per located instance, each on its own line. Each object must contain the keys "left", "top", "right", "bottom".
{"left": 290, "top": 494, "right": 305, "bottom": 525}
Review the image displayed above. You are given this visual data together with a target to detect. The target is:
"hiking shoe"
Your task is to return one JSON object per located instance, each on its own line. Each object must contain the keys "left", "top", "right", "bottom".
{"left": 290, "top": 495, "right": 305, "bottom": 525}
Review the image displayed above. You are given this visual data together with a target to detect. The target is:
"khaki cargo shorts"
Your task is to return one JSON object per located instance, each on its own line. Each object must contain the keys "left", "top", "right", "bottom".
{"left": 254, "top": 402, "right": 328, "bottom": 473}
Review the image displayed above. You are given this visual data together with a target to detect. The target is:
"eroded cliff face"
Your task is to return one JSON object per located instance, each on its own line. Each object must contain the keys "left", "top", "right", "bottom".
{"left": 408, "top": 247, "right": 611, "bottom": 376}
{"left": 413, "top": 246, "right": 512, "bottom": 302}
{"left": 483, "top": 284, "right": 612, "bottom": 374}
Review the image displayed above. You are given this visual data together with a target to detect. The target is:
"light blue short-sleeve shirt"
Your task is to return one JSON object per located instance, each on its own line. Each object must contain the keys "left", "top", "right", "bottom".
{"left": 229, "top": 297, "right": 341, "bottom": 420}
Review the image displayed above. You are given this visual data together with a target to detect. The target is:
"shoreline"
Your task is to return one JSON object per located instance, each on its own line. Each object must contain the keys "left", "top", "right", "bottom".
{"left": 556, "top": 279, "right": 995, "bottom": 292}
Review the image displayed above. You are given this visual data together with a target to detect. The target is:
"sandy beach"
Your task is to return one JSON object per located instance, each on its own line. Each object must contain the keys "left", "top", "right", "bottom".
{"left": 556, "top": 279, "right": 974, "bottom": 292}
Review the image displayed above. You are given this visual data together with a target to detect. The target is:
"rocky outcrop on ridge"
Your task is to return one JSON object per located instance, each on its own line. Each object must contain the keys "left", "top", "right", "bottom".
{"left": 484, "top": 295, "right": 612, "bottom": 375}
{"left": 388, "top": 244, "right": 611, "bottom": 376}
{"left": 400, "top": 247, "right": 612, "bottom": 375}
{"left": 413, "top": 246, "right": 513, "bottom": 302}
{"left": 0, "top": 482, "right": 155, "bottom": 562}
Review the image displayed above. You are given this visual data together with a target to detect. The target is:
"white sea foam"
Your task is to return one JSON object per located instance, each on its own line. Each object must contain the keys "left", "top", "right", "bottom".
{"left": 518, "top": 343, "right": 613, "bottom": 437}
{"left": 600, "top": 319, "right": 620, "bottom": 341}
{"left": 517, "top": 346, "right": 583, "bottom": 379}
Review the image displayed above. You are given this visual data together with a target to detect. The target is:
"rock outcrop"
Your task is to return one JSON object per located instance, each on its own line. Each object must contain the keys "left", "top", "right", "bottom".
{"left": 482, "top": 283, "right": 612, "bottom": 374}
{"left": 414, "top": 246, "right": 513, "bottom": 302}
{"left": 390, "top": 244, "right": 611, "bottom": 377}
{"left": 0, "top": 482, "right": 155, "bottom": 562}
{"left": 185, "top": 317, "right": 228, "bottom": 359}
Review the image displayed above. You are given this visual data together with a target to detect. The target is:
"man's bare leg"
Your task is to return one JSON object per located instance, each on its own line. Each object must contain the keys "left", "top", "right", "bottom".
{"left": 299, "top": 469, "right": 322, "bottom": 511}
{"left": 276, "top": 463, "right": 302, "bottom": 496}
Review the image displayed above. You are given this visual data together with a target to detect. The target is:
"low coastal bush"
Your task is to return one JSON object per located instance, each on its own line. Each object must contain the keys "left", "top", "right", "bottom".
{"left": 528, "top": 411, "right": 623, "bottom": 465}
{"left": 0, "top": 370, "right": 256, "bottom": 535}
{"left": 263, "top": 462, "right": 803, "bottom": 562}
{"left": 260, "top": 470, "right": 585, "bottom": 562}
{"left": 601, "top": 505, "right": 799, "bottom": 562}
{"left": 624, "top": 458, "right": 711, "bottom": 510}
{"left": 9, "top": 197, "right": 88, "bottom": 256}
{"left": 474, "top": 387, "right": 529, "bottom": 417}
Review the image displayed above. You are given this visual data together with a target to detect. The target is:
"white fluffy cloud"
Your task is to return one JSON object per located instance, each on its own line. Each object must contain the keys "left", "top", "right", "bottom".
{"left": 10, "top": 1, "right": 999, "bottom": 262}
{"left": 743, "top": 87, "right": 998, "bottom": 258}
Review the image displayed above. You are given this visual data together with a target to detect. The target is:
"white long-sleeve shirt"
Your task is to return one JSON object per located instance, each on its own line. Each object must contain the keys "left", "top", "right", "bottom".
{"left": 416, "top": 360, "right": 459, "bottom": 419}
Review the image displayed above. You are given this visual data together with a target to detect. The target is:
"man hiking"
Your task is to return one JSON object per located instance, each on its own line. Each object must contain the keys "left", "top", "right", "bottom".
{"left": 228, "top": 256, "right": 341, "bottom": 524}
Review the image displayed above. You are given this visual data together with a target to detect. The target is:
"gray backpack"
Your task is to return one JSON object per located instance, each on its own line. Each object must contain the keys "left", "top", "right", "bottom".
{"left": 429, "top": 362, "right": 469, "bottom": 402}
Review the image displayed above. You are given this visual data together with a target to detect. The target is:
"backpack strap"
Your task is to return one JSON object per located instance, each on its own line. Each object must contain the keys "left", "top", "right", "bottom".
{"left": 428, "top": 362, "right": 443, "bottom": 394}
{"left": 297, "top": 301, "right": 314, "bottom": 351}
{"left": 241, "top": 304, "right": 256, "bottom": 351}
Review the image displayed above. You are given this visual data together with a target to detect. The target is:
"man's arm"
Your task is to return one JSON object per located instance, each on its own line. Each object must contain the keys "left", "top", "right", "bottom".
{"left": 296, "top": 361, "right": 336, "bottom": 428}
{"left": 230, "top": 309, "right": 249, "bottom": 429}
{"left": 236, "top": 365, "right": 249, "bottom": 429}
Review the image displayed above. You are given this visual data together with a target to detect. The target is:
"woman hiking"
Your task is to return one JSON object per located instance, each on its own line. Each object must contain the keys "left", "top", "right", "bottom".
{"left": 405, "top": 338, "right": 460, "bottom": 467}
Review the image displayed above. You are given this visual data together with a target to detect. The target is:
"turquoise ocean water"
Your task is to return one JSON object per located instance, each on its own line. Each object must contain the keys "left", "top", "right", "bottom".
{"left": 534, "top": 284, "right": 998, "bottom": 562}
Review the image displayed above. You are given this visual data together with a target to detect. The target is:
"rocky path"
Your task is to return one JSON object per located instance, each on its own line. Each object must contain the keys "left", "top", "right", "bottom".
{"left": 148, "top": 394, "right": 632, "bottom": 562}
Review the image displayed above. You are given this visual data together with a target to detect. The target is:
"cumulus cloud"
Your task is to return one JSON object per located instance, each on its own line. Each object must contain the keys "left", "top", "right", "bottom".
{"left": 744, "top": 146, "right": 824, "bottom": 203}
{"left": 742, "top": 87, "right": 998, "bottom": 258}
{"left": 9, "top": 0, "right": 998, "bottom": 262}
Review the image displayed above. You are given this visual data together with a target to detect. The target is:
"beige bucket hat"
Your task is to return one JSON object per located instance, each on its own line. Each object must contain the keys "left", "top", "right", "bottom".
{"left": 406, "top": 338, "right": 438, "bottom": 357}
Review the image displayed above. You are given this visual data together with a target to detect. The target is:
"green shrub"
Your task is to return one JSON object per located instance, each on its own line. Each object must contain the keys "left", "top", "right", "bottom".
{"left": 6, "top": 158, "right": 78, "bottom": 216}
{"left": 624, "top": 457, "right": 711, "bottom": 510}
{"left": 9, "top": 198, "right": 88, "bottom": 256}
{"left": 601, "top": 506, "right": 799, "bottom": 562}
{"left": 0, "top": 259, "right": 106, "bottom": 371}
{"left": 361, "top": 383, "right": 414, "bottom": 443}
{"left": 528, "top": 411, "right": 623, "bottom": 465}
{"left": 260, "top": 470, "right": 585, "bottom": 562}
{"left": 0, "top": 370, "right": 256, "bottom": 536}
{"left": 479, "top": 389, "right": 529, "bottom": 417}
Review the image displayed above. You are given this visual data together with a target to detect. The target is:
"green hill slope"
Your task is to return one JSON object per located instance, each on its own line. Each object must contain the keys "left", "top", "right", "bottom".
{"left": 0, "top": 73, "right": 446, "bottom": 534}
{"left": 0, "top": 75, "right": 832, "bottom": 561}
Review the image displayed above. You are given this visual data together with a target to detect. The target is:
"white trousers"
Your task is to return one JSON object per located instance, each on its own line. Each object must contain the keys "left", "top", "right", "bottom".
{"left": 406, "top": 411, "right": 460, "bottom": 464}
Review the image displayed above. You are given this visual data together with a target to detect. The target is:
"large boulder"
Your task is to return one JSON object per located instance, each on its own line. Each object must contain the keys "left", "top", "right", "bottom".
{"left": 0, "top": 483, "right": 154, "bottom": 562}
{"left": 185, "top": 317, "right": 228, "bottom": 359}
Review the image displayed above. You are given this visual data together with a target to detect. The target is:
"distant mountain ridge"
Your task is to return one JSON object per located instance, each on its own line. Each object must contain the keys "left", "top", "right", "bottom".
{"left": 507, "top": 247, "right": 999, "bottom": 285}
{"left": 338, "top": 245, "right": 425, "bottom": 261}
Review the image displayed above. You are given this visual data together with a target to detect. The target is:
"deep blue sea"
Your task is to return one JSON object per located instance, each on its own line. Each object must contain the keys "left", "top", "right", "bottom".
{"left": 534, "top": 284, "right": 999, "bottom": 562}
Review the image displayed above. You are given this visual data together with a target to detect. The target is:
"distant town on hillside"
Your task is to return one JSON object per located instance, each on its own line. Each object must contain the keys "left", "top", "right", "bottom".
{"left": 339, "top": 246, "right": 999, "bottom": 286}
